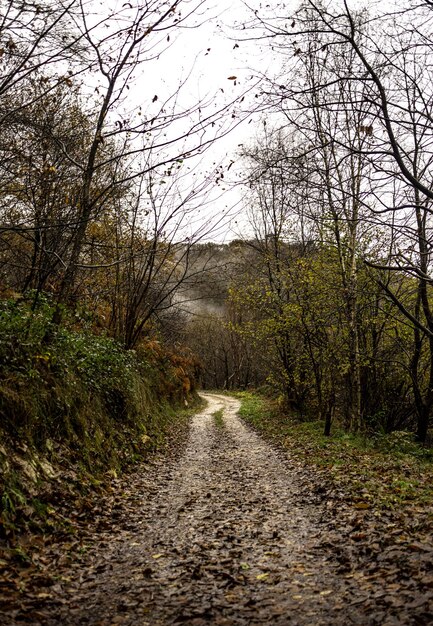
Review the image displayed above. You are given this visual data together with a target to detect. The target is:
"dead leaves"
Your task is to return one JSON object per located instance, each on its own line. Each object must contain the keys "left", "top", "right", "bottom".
{"left": 352, "top": 501, "right": 371, "bottom": 510}
{"left": 2, "top": 395, "right": 433, "bottom": 625}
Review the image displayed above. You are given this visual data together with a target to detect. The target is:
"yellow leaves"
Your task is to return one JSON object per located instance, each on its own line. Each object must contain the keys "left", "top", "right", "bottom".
{"left": 224, "top": 592, "right": 239, "bottom": 603}
{"left": 353, "top": 502, "right": 371, "bottom": 510}
{"left": 263, "top": 550, "right": 280, "bottom": 558}
{"left": 42, "top": 164, "right": 57, "bottom": 175}
{"left": 256, "top": 572, "right": 270, "bottom": 581}
{"left": 34, "top": 353, "right": 51, "bottom": 363}
{"left": 87, "top": 221, "right": 105, "bottom": 239}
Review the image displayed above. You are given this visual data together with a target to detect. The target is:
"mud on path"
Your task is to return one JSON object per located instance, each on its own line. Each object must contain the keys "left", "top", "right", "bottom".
{"left": 1, "top": 394, "right": 423, "bottom": 625}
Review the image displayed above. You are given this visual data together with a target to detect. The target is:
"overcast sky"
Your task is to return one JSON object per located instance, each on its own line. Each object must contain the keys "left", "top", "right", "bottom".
{"left": 87, "top": 1, "right": 388, "bottom": 241}
{"left": 136, "top": 0, "right": 284, "bottom": 241}
{"left": 99, "top": 0, "right": 301, "bottom": 241}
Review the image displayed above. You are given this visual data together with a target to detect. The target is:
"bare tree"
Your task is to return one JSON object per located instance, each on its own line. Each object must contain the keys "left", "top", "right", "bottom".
{"left": 243, "top": 0, "right": 433, "bottom": 440}
{"left": 0, "top": 0, "right": 251, "bottom": 355}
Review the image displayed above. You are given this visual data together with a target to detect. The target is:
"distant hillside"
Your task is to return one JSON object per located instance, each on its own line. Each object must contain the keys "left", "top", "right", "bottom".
{"left": 174, "top": 240, "right": 258, "bottom": 317}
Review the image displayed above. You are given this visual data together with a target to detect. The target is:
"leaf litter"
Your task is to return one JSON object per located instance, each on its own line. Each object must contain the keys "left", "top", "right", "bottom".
{"left": 0, "top": 393, "right": 432, "bottom": 625}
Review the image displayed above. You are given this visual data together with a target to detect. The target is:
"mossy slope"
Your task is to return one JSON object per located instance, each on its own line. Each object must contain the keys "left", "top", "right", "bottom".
{"left": 0, "top": 295, "right": 200, "bottom": 538}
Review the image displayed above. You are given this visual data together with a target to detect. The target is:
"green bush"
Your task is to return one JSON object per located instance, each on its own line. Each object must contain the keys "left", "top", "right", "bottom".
{"left": 0, "top": 293, "right": 194, "bottom": 455}
{"left": 0, "top": 295, "right": 145, "bottom": 441}
{"left": 0, "top": 293, "right": 199, "bottom": 536}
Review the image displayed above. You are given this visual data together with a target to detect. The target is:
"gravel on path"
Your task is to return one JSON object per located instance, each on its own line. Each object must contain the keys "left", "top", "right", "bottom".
{"left": 1, "top": 393, "right": 419, "bottom": 625}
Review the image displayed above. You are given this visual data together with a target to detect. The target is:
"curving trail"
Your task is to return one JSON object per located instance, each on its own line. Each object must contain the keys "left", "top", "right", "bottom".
{"left": 4, "top": 394, "right": 397, "bottom": 625}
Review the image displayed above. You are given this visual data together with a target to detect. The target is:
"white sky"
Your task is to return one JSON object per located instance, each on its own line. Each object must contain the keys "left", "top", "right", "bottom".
{"left": 85, "top": 0, "right": 302, "bottom": 241}
{"left": 123, "top": 0, "right": 301, "bottom": 241}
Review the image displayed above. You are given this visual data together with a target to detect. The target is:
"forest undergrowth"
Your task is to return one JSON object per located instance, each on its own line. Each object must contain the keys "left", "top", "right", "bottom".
{"left": 0, "top": 293, "right": 200, "bottom": 551}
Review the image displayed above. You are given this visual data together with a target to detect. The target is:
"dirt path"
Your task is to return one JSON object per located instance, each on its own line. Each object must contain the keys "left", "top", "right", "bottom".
{"left": 2, "top": 394, "right": 421, "bottom": 625}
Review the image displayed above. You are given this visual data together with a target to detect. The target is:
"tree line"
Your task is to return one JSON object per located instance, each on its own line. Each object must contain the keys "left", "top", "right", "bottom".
{"left": 0, "top": 0, "right": 240, "bottom": 349}
{"left": 184, "top": 0, "right": 433, "bottom": 443}
{"left": 2, "top": 0, "right": 433, "bottom": 444}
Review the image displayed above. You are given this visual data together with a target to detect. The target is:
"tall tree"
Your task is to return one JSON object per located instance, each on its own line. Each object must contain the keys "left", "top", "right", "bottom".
{"left": 246, "top": 0, "right": 433, "bottom": 440}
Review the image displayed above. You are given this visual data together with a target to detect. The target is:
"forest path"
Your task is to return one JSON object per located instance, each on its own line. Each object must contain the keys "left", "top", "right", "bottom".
{"left": 4, "top": 394, "right": 407, "bottom": 625}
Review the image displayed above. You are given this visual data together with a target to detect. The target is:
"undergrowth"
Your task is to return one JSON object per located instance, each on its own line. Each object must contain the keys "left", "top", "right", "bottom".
{"left": 0, "top": 293, "right": 200, "bottom": 538}
{"left": 212, "top": 409, "right": 224, "bottom": 429}
{"left": 236, "top": 391, "right": 433, "bottom": 511}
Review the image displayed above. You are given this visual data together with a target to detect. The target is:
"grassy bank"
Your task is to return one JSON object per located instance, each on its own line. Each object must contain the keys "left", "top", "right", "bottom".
{"left": 236, "top": 391, "right": 433, "bottom": 599}
{"left": 236, "top": 391, "right": 433, "bottom": 511}
{"left": 0, "top": 294, "right": 200, "bottom": 540}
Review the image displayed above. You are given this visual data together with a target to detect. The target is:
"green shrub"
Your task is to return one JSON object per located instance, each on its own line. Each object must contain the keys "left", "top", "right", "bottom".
{"left": 0, "top": 293, "right": 197, "bottom": 461}
{"left": 0, "top": 293, "right": 199, "bottom": 536}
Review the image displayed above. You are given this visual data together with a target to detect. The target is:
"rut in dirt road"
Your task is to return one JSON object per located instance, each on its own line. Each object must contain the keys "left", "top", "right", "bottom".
{"left": 13, "top": 394, "right": 400, "bottom": 625}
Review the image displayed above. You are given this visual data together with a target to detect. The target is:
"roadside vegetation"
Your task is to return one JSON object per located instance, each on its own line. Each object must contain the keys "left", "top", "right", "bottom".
{"left": 237, "top": 391, "right": 433, "bottom": 510}
{"left": 183, "top": 1, "right": 433, "bottom": 449}
{"left": 0, "top": 292, "right": 200, "bottom": 543}
{"left": 0, "top": 0, "right": 212, "bottom": 545}
{"left": 212, "top": 409, "right": 225, "bottom": 429}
